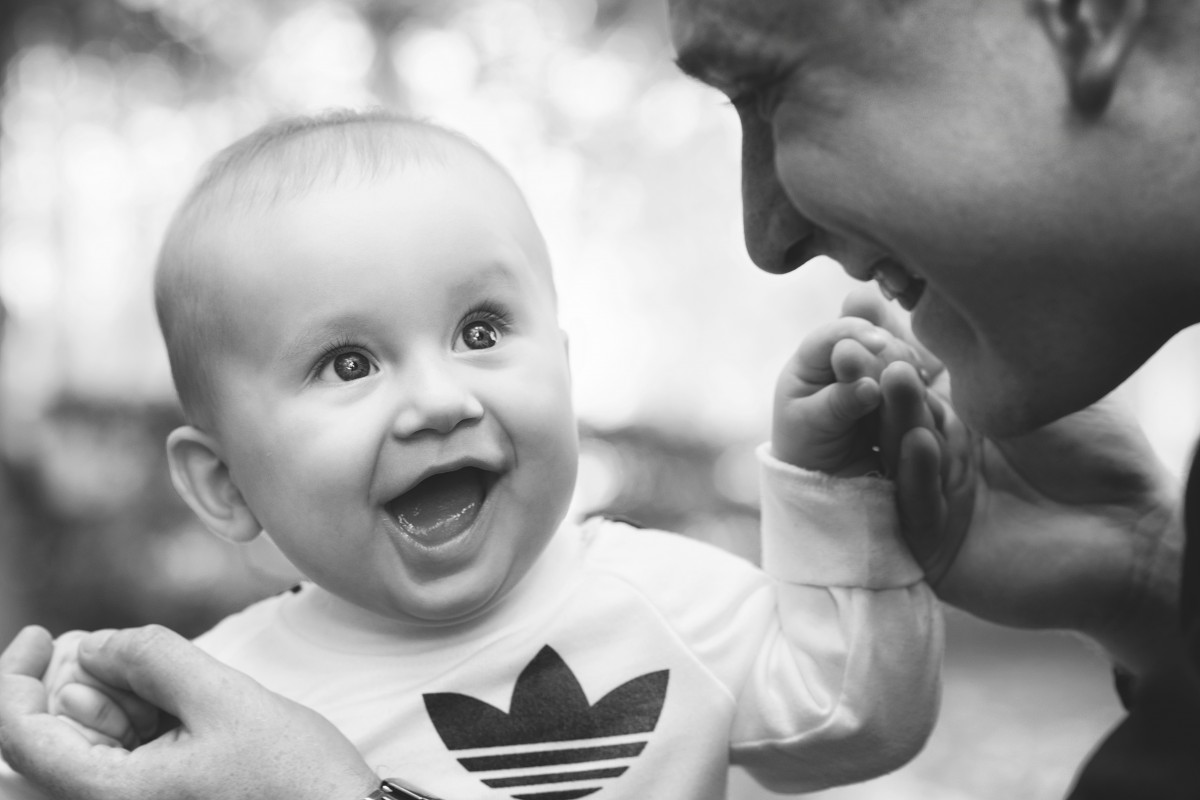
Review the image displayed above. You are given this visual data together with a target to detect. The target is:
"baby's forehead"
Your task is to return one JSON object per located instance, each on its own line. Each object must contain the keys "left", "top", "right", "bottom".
{"left": 194, "top": 157, "right": 554, "bottom": 300}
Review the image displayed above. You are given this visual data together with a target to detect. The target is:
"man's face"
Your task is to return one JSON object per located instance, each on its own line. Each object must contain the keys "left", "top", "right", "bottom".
{"left": 202, "top": 157, "right": 579, "bottom": 624}
{"left": 670, "top": 0, "right": 1190, "bottom": 434}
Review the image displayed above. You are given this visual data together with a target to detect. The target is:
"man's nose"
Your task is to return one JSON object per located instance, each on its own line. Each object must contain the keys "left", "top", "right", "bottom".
{"left": 739, "top": 111, "right": 813, "bottom": 274}
{"left": 390, "top": 355, "right": 484, "bottom": 439}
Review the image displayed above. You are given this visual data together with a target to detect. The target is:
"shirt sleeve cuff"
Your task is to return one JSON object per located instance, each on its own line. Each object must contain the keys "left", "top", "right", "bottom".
{"left": 758, "top": 442, "right": 924, "bottom": 589}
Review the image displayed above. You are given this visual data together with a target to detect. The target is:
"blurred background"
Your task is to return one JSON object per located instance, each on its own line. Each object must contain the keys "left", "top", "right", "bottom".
{"left": 0, "top": 1, "right": 1198, "bottom": 798}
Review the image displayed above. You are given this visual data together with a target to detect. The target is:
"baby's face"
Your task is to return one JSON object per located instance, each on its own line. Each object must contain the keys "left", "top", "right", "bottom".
{"left": 202, "top": 157, "right": 579, "bottom": 624}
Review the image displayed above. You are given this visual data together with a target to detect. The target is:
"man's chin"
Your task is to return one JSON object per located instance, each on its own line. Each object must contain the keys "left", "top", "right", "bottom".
{"left": 951, "top": 372, "right": 1101, "bottom": 439}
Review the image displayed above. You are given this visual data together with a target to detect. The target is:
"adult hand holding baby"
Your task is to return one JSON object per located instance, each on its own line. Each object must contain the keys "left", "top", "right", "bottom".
{"left": 0, "top": 624, "right": 378, "bottom": 800}
{"left": 839, "top": 287, "right": 1183, "bottom": 677}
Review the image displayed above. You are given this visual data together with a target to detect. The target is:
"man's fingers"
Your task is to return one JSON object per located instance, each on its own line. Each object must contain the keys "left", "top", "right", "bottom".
{"left": 936, "top": 395, "right": 973, "bottom": 490}
{"left": 0, "top": 627, "right": 53, "bottom": 680}
{"left": 878, "top": 361, "right": 933, "bottom": 477}
{"left": 893, "top": 401, "right": 977, "bottom": 586}
{"left": 0, "top": 627, "right": 54, "bottom": 757}
{"left": 76, "top": 625, "right": 229, "bottom": 724}
{"left": 0, "top": 650, "right": 124, "bottom": 800}
{"left": 76, "top": 626, "right": 227, "bottom": 724}
{"left": 895, "top": 426, "right": 947, "bottom": 568}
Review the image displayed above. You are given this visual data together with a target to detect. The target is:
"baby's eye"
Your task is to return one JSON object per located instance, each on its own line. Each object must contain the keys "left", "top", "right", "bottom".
{"left": 461, "top": 320, "right": 499, "bottom": 350}
{"left": 320, "top": 350, "right": 375, "bottom": 382}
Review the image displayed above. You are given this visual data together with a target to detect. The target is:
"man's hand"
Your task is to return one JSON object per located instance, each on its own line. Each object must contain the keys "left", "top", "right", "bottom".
{"left": 895, "top": 393, "right": 1181, "bottom": 674}
{"left": 41, "top": 630, "right": 159, "bottom": 750}
{"left": 842, "top": 285, "right": 1182, "bottom": 675}
{"left": 0, "top": 625, "right": 379, "bottom": 800}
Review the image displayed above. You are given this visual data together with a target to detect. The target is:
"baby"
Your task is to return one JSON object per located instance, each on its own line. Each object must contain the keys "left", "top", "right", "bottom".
{"left": 6, "top": 109, "right": 942, "bottom": 800}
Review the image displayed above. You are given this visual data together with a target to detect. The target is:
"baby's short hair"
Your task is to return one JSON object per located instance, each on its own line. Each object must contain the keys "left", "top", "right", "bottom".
{"left": 155, "top": 108, "right": 506, "bottom": 429}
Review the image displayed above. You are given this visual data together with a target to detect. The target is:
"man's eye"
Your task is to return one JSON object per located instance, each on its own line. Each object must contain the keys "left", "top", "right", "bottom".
{"left": 461, "top": 320, "right": 499, "bottom": 350}
{"left": 322, "top": 350, "right": 374, "bottom": 382}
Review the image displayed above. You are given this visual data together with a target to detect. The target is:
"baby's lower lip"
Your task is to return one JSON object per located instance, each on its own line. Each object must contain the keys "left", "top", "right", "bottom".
{"left": 386, "top": 468, "right": 488, "bottom": 548}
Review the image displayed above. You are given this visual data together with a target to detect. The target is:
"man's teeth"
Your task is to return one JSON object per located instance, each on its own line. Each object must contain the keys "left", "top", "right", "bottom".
{"left": 870, "top": 259, "right": 914, "bottom": 301}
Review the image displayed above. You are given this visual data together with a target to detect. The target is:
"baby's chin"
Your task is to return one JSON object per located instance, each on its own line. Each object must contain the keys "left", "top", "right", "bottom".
{"left": 363, "top": 575, "right": 520, "bottom": 629}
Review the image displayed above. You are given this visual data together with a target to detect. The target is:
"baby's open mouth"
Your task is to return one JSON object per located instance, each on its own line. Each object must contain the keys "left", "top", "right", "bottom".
{"left": 386, "top": 467, "right": 489, "bottom": 547}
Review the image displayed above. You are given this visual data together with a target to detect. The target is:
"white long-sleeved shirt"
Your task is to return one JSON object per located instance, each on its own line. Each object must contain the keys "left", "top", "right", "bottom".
{"left": 0, "top": 447, "right": 941, "bottom": 799}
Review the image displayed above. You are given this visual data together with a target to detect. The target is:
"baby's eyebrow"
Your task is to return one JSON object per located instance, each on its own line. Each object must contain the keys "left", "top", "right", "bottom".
{"left": 455, "top": 260, "right": 521, "bottom": 292}
{"left": 276, "top": 316, "right": 374, "bottom": 365}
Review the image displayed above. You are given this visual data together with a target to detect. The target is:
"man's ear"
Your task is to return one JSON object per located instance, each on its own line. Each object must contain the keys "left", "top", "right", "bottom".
{"left": 166, "top": 426, "right": 262, "bottom": 543}
{"left": 1036, "top": 0, "right": 1148, "bottom": 116}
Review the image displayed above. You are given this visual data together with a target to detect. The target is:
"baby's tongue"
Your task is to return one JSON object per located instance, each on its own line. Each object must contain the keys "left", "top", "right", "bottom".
{"left": 388, "top": 468, "right": 484, "bottom": 546}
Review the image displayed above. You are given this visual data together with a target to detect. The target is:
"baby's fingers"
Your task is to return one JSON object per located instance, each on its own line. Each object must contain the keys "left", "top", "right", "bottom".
{"left": 895, "top": 427, "right": 948, "bottom": 571}
{"left": 773, "top": 378, "right": 880, "bottom": 468}
{"left": 829, "top": 338, "right": 881, "bottom": 384}
{"left": 55, "top": 713, "right": 127, "bottom": 749}
{"left": 54, "top": 682, "right": 140, "bottom": 749}
{"left": 841, "top": 284, "right": 946, "bottom": 379}
{"left": 787, "top": 317, "right": 889, "bottom": 390}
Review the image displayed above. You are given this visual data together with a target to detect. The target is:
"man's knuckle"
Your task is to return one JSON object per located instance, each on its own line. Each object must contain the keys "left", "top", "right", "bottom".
{"left": 125, "top": 624, "right": 171, "bottom": 655}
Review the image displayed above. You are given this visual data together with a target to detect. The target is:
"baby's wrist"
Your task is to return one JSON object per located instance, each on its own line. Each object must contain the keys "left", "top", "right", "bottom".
{"left": 770, "top": 441, "right": 882, "bottom": 477}
{"left": 828, "top": 453, "right": 885, "bottom": 478}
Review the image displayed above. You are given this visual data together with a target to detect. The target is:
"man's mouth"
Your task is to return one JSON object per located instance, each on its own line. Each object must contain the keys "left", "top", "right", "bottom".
{"left": 385, "top": 467, "right": 489, "bottom": 547}
{"left": 870, "top": 258, "right": 926, "bottom": 311}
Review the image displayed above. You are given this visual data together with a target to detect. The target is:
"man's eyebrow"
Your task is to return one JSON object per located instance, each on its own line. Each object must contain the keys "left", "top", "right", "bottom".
{"left": 672, "top": 44, "right": 733, "bottom": 88}
{"left": 672, "top": 53, "right": 709, "bottom": 82}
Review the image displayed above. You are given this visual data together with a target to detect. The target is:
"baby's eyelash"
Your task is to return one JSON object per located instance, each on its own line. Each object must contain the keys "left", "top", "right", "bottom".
{"left": 310, "top": 337, "right": 370, "bottom": 378}
{"left": 461, "top": 300, "right": 514, "bottom": 331}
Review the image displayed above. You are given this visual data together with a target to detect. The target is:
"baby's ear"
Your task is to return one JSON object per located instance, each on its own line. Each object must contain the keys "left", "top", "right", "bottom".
{"left": 165, "top": 426, "right": 262, "bottom": 543}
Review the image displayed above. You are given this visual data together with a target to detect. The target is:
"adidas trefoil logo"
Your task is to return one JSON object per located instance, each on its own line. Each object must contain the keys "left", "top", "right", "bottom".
{"left": 423, "top": 646, "right": 669, "bottom": 799}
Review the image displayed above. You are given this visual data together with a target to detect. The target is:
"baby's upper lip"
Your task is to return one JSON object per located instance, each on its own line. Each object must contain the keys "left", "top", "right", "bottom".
{"left": 387, "top": 455, "right": 503, "bottom": 504}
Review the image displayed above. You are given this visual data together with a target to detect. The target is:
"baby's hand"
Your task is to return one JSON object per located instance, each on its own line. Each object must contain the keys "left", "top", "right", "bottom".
{"left": 42, "top": 630, "right": 161, "bottom": 749}
{"left": 882, "top": 377, "right": 975, "bottom": 585}
{"left": 773, "top": 316, "right": 927, "bottom": 476}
